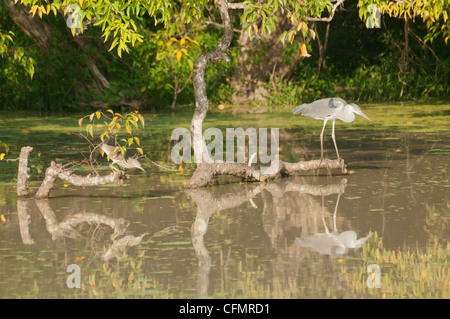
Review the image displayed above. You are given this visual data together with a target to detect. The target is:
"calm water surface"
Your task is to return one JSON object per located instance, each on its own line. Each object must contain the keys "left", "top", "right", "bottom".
{"left": 0, "top": 113, "right": 449, "bottom": 298}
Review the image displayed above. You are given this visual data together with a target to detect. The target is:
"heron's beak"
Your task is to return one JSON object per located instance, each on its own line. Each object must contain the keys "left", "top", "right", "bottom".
{"left": 135, "top": 162, "right": 146, "bottom": 172}
{"left": 359, "top": 112, "right": 372, "bottom": 121}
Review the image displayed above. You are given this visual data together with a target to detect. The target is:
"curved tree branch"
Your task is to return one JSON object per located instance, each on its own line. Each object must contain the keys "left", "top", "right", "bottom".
{"left": 35, "top": 161, "right": 128, "bottom": 199}
{"left": 190, "top": 0, "right": 233, "bottom": 164}
{"left": 301, "top": 0, "right": 345, "bottom": 22}
{"left": 186, "top": 0, "right": 349, "bottom": 188}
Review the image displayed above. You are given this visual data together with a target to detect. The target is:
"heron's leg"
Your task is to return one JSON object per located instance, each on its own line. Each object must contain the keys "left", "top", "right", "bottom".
{"left": 333, "top": 192, "right": 341, "bottom": 233}
{"left": 319, "top": 120, "right": 328, "bottom": 161}
{"left": 321, "top": 194, "right": 329, "bottom": 234}
{"left": 331, "top": 120, "right": 340, "bottom": 159}
{"left": 109, "top": 163, "right": 121, "bottom": 174}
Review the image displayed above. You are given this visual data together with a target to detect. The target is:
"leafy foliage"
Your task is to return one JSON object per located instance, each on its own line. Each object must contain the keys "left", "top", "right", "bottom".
{"left": 0, "top": 0, "right": 448, "bottom": 112}
{"left": 79, "top": 109, "right": 145, "bottom": 160}
{"left": 358, "top": 0, "right": 450, "bottom": 43}
{"left": 0, "top": 140, "right": 8, "bottom": 161}
{"left": 15, "top": 0, "right": 209, "bottom": 57}
{"left": 0, "top": 29, "right": 35, "bottom": 78}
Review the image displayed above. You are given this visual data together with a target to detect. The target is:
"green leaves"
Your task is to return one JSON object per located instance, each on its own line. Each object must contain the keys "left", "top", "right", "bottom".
{"left": 158, "top": 34, "right": 199, "bottom": 65}
{"left": 78, "top": 109, "right": 146, "bottom": 158}
{"left": 0, "top": 30, "right": 36, "bottom": 79}
{"left": 240, "top": 0, "right": 333, "bottom": 46}
{"left": 0, "top": 140, "right": 9, "bottom": 161}
{"left": 11, "top": 0, "right": 357, "bottom": 60}
{"left": 0, "top": 30, "right": 36, "bottom": 78}
{"left": 358, "top": 0, "right": 450, "bottom": 43}
{"left": 241, "top": 0, "right": 281, "bottom": 37}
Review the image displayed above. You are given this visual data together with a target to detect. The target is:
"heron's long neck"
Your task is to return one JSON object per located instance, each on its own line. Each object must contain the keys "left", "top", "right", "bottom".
{"left": 342, "top": 105, "right": 356, "bottom": 123}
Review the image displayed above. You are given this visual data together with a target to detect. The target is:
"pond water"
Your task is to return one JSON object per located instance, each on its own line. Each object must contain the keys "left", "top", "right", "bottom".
{"left": 0, "top": 106, "right": 449, "bottom": 299}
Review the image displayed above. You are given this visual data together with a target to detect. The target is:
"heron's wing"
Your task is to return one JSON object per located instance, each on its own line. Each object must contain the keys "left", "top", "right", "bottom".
{"left": 293, "top": 98, "right": 346, "bottom": 120}
{"left": 292, "top": 104, "right": 308, "bottom": 115}
{"left": 296, "top": 234, "right": 344, "bottom": 255}
{"left": 293, "top": 103, "right": 326, "bottom": 120}
{"left": 99, "top": 143, "right": 115, "bottom": 155}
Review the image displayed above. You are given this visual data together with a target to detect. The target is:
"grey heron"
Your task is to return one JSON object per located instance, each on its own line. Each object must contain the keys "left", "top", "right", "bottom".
{"left": 99, "top": 142, "right": 145, "bottom": 172}
{"left": 293, "top": 97, "right": 371, "bottom": 159}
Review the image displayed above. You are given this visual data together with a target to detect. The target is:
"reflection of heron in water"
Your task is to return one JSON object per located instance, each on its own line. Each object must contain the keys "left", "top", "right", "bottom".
{"left": 102, "top": 235, "right": 143, "bottom": 261}
{"left": 295, "top": 192, "right": 372, "bottom": 255}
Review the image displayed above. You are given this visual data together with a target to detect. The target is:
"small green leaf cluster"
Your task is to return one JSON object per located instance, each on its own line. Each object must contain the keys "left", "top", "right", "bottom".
{"left": 358, "top": 0, "right": 450, "bottom": 43}
{"left": 0, "top": 140, "right": 9, "bottom": 161}
{"left": 79, "top": 109, "right": 145, "bottom": 158}
{"left": 15, "top": 0, "right": 208, "bottom": 57}
{"left": 0, "top": 29, "right": 36, "bottom": 78}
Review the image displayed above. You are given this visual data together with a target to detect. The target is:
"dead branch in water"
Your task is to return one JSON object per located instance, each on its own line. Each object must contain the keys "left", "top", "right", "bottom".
{"left": 17, "top": 146, "right": 33, "bottom": 197}
{"left": 35, "top": 161, "right": 128, "bottom": 199}
{"left": 185, "top": 0, "right": 347, "bottom": 189}
{"left": 185, "top": 158, "right": 347, "bottom": 189}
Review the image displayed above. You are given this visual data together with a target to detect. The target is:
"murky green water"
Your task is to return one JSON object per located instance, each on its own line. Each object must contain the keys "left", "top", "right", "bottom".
{"left": 0, "top": 106, "right": 449, "bottom": 298}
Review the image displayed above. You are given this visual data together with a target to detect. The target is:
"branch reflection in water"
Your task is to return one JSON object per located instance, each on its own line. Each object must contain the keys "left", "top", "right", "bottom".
{"left": 17, "top": 197, "right": 141, "bottom": 261}
{"left": 13, "top": 176, "right": 372, "bottom": 298}
{"left": 186, "top": 176, "right": 372, "bottom": 297}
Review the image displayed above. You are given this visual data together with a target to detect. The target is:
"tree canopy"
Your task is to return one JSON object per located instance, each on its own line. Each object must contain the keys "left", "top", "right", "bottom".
{"left": 0, "top": 0, "right": 448, "bottom": 110}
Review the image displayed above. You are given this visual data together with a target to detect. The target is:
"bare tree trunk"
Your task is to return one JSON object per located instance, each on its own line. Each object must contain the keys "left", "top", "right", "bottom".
{"left": 17, "top": 146, "right": 33, "bottom": 197}
{"left": 316, "top": 22, "right": 330, "bottom": 76}
{"left": 186, "top": 1, "right": 347, "bottom": 189}
{"left": 71, "top": 36, "right": 112, "bottom": 93}
{"left": 4, "top": 0, "right": 54, "bottom": 50}
{"left": 186, "top": 183, "right": 263, "bottom": 297}
{"left": 35, "top": 199, "right": 130, "bottom": 240}
{"left": 189, "top": 0, "right": 233, "bottom": 166}
{"left": 186, "top": 159, "right": 347, "bottom": 189}
{"left": 17, "top": 199, "right": 34, "bottom": 244}
{"left": 399, "top": 18, "right": 409, "bottom": 98}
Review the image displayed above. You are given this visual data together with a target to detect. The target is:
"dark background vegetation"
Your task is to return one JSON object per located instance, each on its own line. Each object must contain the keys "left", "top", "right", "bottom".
{"left": 0, "top": 0, "right": 448, "bottom": 113}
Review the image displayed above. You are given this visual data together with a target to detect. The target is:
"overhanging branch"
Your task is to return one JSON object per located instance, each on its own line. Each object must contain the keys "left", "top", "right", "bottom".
{"left": 301, "top": 0, "right": 345, "bottom": 22}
